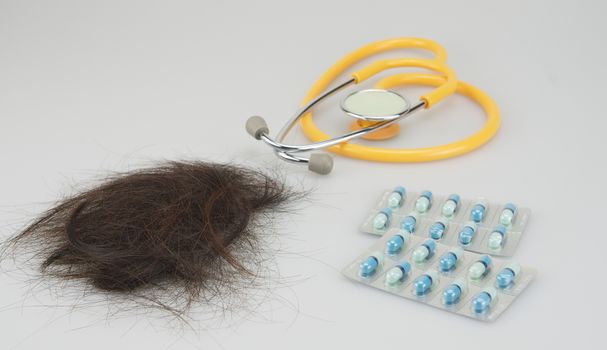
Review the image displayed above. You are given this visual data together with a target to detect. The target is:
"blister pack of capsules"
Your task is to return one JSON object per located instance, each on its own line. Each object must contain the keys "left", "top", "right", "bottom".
{"left": 342, "top": 231, "right": 536, "bottom": 321}
{"left": 360, "top": 187, "right": 531, "bottom": 257}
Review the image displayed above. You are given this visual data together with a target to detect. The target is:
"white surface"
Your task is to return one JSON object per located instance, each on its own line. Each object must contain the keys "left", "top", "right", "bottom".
{"left": 1, "top": 0, "right": 606, "bottom": 349}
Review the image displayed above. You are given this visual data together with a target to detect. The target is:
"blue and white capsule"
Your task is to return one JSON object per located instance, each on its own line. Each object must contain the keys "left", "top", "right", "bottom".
{"left": 372, "top": 207, "right": 392, "bottom": 230}
{"left": 413, "top": 269, "right": 439, "bottom": 296}
{"left": 496, "top": 262, "right": 521, "bottom": 289}
{"left": 468, "top": 255, "right": 492, "bottom": 280}
{"left": 359, "top": 252, "right": 383, "bottom": 278}
{"left": 385, "top": 231, "right": 411, "bottom": 255}
{"left": 387, "top": 186, "right": 406, "bottom": 209}
{"left": 439, "top": 247, "right": 464, "bottom": 272}
{"left": 458, "top": 221, "right": 478, "bottom": 246}
{"left": 499, "top": 203, "right": 518, "bottom": 226}
{"left": 441, "top": 194, "right": 461, "bottom": 218}
{"left": 488, "top": 224, "right": 508, "bottom": 250}
{"left": 415, "top": 191, "right": 433, "bottom": 214}
{"left": 400, "top": 212, "right": 419, "bottom": 233}
{"left": 469, "top": 199, "right": 488, "bottom": 223}
{"left": 443, "top": 278, "right": 467, "bottom": 305}
{"left": 385, "top": 261, "right": 412, "bottom": 286}
{"left": 429, "top": 218, "right": 449, "bottom": 240}
{"left": 472, "top": 287, "right": 497, "bottom": 314}
{"left": 412, "top": 239, "right": 436, "bottom": 263}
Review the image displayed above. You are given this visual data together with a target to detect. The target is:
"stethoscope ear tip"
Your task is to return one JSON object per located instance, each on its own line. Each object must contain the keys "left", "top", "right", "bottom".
{"left": 246, "top": 116, "right": 269, "bottom": 140}
{"left": 308, "top": 153, "right": 333, "bottom": 175}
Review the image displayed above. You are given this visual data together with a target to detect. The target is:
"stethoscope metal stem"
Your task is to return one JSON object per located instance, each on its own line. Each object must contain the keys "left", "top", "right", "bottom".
{"left": 272, "top": 99, "right": 425, "bottom": 165}
{"left": 245, "top": 74, "right": 428, "bottom": 173}
{"left": 258, "top": 78, "right": 425, "bottom": 157}
{"left": 261, "top": 98, "right": 425, "bottom": 162}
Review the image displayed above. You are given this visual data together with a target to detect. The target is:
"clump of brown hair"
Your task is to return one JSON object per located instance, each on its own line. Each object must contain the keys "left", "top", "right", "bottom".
{"left": 2, "top": 161, "right": 298, "bottom": 316}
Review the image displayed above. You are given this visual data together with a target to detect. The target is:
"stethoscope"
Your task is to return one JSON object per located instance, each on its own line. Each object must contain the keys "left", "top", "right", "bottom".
{"left": 245, "top": 38, "right": 500, "bottom": 174}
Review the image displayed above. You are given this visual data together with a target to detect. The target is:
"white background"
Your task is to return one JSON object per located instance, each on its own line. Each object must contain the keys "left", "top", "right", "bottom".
{"left": 1, "top": 0, "right": 606, "bottom": 349}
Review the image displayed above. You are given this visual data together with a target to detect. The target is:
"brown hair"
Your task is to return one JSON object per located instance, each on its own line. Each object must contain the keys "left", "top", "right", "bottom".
{"left": 3, "top": 161, "right": 298, "bottom": 315}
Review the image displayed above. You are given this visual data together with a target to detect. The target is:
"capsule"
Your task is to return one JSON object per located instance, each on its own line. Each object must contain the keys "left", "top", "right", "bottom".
{"left": 496, "top": 262, "right": 521, "bottom": 289}
{"left": 415, "top": 191, "right": 433, "bottom": 213}
{"left": 487, "top": 224, "right": 508, "bottom": 250}
{"left": 441, "top": 194, "right": 461, "bottom": 218}
{"left": 385, "top": 231, "right": 410, "bottom": 254}
{"left": 372, "top": 207, "right": 392, "bottom": 230}
{"left": 400, "top": 212, "right": 419, "bottom": 233}
{"left": 387, "top": 186, "right": 406, "bottom": 209}
{"left": 468, "top": 255, "right": 492, "bottom": 280}
{"left": 429, "top": 218, "right": 448, "bottom": 240}
{"left": 443, "top": 278, "right": 467, "bottom": 305}
{"left": 472, "top": 287, "right": 497, "bottom": 314}
{"left": 499, "top": 203, "right": 518, "bottom": 226}
{"left": 469, "top": 199, "right": 488, "bottom": 223}
{"left": 439, "top": 247, "right": 464, "bottom": 272}
{"left": 385, "top": 261, "right": 412, "bottom": 286}
{"left": 458, "top": 221, "right": 478, "bottom": 246}
{"left": 413, "top": 269, "right": 438, "bottom": 295}
{"left": 359, "top": 252, "right": 383, "bottom": 277}
{"left": 412, "top": 239, "right": 436, "bottom": 263}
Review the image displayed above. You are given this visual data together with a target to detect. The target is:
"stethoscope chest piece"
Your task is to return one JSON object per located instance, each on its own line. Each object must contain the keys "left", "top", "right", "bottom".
{"left": 342, "top": 88, "right": 411, "bottom": 141}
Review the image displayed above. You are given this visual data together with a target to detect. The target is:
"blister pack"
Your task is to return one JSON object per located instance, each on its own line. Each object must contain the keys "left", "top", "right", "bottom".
{"left": 342, "top": 230, "right": 536, "bottom": 322}
{"left": 360, "top": 187, "right": 531, "bottom": 256}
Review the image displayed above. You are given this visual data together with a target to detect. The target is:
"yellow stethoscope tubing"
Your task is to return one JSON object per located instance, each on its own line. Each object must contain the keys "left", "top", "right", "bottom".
{"left": 299, "top": 38, "right": 500, "bottom": 163}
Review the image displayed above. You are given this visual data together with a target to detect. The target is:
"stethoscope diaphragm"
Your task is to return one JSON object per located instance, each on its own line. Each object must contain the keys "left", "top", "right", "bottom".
{"left": 340, "top": 89, "right": 411, "bottom": 122}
